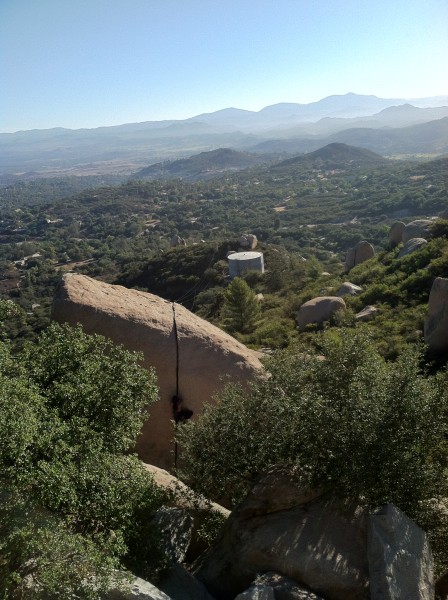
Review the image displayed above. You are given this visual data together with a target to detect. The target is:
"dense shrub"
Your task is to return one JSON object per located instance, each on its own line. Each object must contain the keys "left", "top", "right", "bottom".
{"left": 0, "top": 321, "right": 166, "bottom": 598}
{"left": 178, "top": 328, "right": 448, "bottom": 568}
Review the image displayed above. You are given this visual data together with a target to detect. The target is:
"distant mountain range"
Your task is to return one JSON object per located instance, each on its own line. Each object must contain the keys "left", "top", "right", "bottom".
{"left": 1, "top": 93, "right": 447, "bottom": 176}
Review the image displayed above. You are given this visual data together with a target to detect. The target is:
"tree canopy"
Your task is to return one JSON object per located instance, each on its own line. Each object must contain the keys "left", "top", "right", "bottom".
{"left": 0, "top": 319, "right": 166, "bottom": 598}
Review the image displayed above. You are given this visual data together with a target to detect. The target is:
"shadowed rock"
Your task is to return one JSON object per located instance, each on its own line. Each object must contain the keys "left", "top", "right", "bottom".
{"left": 424, "top": 277, "right": 448, "bottom": 353}
{"left": 397, "top": 237, "right": 427, "bottom": 258}
{"left": 368, "top": 504, "right": 434, "bottom": 600}
{"left": 197, "top": 468, "right": 370, "bottom": 600}
{"left": 389, "top": 221, "right": 405, "bottom": 247}
{"left": 402, "top": 220, "right": 432, "bottom": 244}
{"left": 344, "top": 241, "right": 375, "bottom": 273}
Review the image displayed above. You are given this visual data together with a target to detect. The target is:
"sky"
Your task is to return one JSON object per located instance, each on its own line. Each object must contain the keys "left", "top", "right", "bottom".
{"left": 1, "top": 0, "right": 447, "bottom": 132}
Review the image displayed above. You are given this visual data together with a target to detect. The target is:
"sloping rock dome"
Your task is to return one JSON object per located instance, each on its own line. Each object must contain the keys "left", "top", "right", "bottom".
{"left": 52, "top": 274, "right": 262, "bottom": 469}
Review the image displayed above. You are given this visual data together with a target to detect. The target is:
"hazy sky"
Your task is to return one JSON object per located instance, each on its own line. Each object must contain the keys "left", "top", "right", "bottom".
{"left": 1, "top": 0, "right": 447, "bottom": 132}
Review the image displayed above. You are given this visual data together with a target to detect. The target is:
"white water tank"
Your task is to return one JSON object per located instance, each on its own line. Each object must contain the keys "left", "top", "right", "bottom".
{"left": 228, "top": 251, "right": 264, "bottom": 279}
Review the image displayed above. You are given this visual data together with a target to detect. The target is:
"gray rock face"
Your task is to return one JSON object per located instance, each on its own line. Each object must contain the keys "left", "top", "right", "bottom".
{"left": 344, "top": 241, "right": 375, "bottom": 273}
{"left": 159, "top": 564, "right": 216, "bottom": 600}
{"left": 337, "top": 282, "right": 363, "bottom": 297}
{"left": 397, "top": 237, "right": 428, "bottom": 258}
{"left": 170, "top": 235, "right": 186, "bottom": 247}
{"left": 152, "top": 507, "right": 193, "bottom": 564}
{"left": 297, "top": 296, "right": 346, "bottom": 330}
{"left": 424, "top": 277, "right": 448, "bottom": 353}
{"left": 197, "top": 469, "right": 370, "bottom": 600}
{"left": 51, "top": 274, "right": 262, "bottom": 469}
{"left": 239, "top": 234, "right": 258, "bottom": 250}
{"left": 368, "top": 504, "right": 434, "bottom": 600}
{"left": 355, "top": 306, "right": 378, "bottom": 321}
{"left": 402, "top": 220, "right": 433, "bottom": 244}
{"left": 234, "top": 585, "right": 275, "bottom": 600}
{"left": 256, "top": 573, "right": 327, "bottom": 600}
{"left": 106, "top": 577, "right": 172, "bottom": 600}
{"left": 389, "top": 221, "right": 406, "bottom": 246}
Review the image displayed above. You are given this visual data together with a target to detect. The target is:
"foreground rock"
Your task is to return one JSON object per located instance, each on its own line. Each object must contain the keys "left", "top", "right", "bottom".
{"left": 402, "top": 219, "right": 433, "bottom": 244}
{"left": 368, "top": 504, "right": 434, "bottom": 600}
{"left": 52, "top": 274, "right": 262, "bottom": 469}
{"left": 344, "top": 241, "right": 375, "bottom": 273}
{"left": 424, "top": 277, "right": 448, "bottom": 353}
{"left": 143, "top": 463, "right": 229, "bottom": 517}
{"left": 158, "top": 564, "right": 216, "bottom": 600}
{"left": 106, "top": 577, "right": 172, "bottom": 600}
{"left": 234, "top": 585, "right": 275, "bottom": 600}
{"left": 197, "top": 469, "right": 370, "bottom": 600}
{"left": 143, "top": 463, "right": 229, "bottom": 562}
{"left": 197, "top": 468, "right": 434, "bottom": 600}
{"left": 297, "top": 297, "right": 346, "bottom": 330}
{"left": 256, "top": 573, "right": 326, "bottom": 599}
{"left": 152, "top": 507, "right": 193, "bottom": 564}
{"left": 397, "top": 237, "right": 427, "bottom": 258}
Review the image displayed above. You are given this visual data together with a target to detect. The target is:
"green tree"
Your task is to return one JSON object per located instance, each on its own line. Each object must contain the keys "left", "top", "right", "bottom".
{"left": 220, "top": 277, "right": 260, "bottom": 334}
{"left": 0, "top": 321, "right": 166, "bottom": 597}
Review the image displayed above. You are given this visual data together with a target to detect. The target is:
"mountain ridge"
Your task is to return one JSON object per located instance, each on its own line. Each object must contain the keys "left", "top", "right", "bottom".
{"left": 1, "top": 93, "right": 447, "bottom": 176}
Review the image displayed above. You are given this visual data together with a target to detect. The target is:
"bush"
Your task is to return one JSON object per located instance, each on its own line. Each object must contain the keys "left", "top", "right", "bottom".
{"left": 0, "top": 322, "right": 166, "bottom": 597}
{"left": 178, "top": 329, "right": 448, "bottom": 568}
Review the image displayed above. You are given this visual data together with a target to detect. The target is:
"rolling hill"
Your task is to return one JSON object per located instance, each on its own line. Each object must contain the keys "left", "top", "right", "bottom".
{"left": 134, "top": 148, "right": 275, "bottom": 181}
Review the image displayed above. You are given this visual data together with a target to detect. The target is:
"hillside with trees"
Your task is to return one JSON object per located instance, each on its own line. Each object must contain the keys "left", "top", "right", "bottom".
{"left": 1, "top": 140, "right": 448, "bottom": 595}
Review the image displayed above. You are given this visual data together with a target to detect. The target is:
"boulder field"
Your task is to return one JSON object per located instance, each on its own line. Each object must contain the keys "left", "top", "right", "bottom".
{"left": 52, "top": 274, "right": 262, "bottom": 470}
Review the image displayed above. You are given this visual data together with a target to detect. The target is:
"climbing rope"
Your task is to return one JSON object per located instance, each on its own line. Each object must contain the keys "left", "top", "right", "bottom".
{"left": 172, "top": 302, "right": 180, "bottom": 471}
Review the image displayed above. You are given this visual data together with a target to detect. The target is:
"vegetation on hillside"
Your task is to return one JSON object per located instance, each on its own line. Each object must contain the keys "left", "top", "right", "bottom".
{"left": 0, "top": 319, "right": 167, "bottom": 597}
{"left": 1, "top": 145, "right": 448, "bottom": 590}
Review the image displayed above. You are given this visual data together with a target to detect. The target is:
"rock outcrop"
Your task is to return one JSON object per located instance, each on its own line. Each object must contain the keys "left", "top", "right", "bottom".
{"left": 337, "top": 282, "right": 362, "bottom": 297}
{"left": 106, "top": 577, "right": 172, "bottom": 600}
{"left": 344, "top": 241, "right": 375, "bottom": 273}
{"left": 152, "top": 507, "right": 193, "bottom": 564}
{"left": 255, "top": 573, "right": 326, "bottom": 600}
{"left": 197, "top": 470, "right": 434, "bottom": 600}
{"left": 402, "top": 219, "right": 433, "bottom": 244}
{"left": 171, "top": 235, "right": 186, "bottom": 247}
{"left": 355, "top": 306, "right": 378, "bottom": 321}
{"left": 52, "top": 274, "right": 262, "bottom": 469}
{"left": 143, "top": 463, "right": 229, "bottom": 562}
{"left": 158, "top": 564, "right": 216, "bottom": 600}
{"left": 397, "top": 237, "right": 428, "bottom": 258}
{"left": 297, "top": 297, "right": 346, "bottom": 330}
{"left": 239, "top": 234, "right": 258, "bottom": 250}
{"left": 368, "top": 504, "right": 434, "bottom": 600}
{"left": 424, "top": 277, "right": 448, "bottom": 353}
{"left": 389, "top": 221, "right": 405, "bottom": 247}
{"left": 234, "top": 585, "right": 275, "bottom": 600}
{"left": 197, "top": 469, "right": 370, "bottom": 600}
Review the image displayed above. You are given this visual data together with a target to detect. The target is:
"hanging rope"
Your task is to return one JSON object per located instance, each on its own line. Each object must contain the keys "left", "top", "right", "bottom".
{"left": 172, "top": 302, "right": 180, "bottom": 471}
{"left": 172, "top": 302, "right": 180, "bottom": 398}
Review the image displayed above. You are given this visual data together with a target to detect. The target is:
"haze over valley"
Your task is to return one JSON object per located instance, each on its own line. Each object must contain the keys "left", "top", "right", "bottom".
{"left": 1, "top": 93, "right": 448, "bottom": 178}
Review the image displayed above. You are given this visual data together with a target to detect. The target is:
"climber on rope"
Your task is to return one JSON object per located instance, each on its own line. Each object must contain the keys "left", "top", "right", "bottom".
{"left": 171, "top": 395, "right": 193, "bottom": 424}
